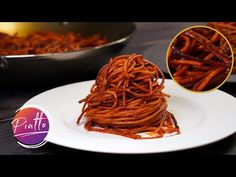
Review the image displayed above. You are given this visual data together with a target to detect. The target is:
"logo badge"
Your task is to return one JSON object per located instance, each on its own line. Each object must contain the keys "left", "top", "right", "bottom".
{"left": 11, "top": 106, "right": 50, "bottom": 148}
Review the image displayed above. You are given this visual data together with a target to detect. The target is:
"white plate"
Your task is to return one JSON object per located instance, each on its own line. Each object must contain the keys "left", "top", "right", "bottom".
{"left": 23, "top": 79, "right": 236, "bottom": 154}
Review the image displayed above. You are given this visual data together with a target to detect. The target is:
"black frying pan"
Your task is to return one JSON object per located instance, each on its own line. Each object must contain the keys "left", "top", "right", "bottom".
{"left": 0, "top": 22, "right": 135, "bottom": 87}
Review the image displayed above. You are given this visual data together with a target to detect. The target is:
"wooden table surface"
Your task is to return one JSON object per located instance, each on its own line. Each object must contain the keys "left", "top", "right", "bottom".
{"left": 1, "top": 22, "right": 236, "bottom": 155}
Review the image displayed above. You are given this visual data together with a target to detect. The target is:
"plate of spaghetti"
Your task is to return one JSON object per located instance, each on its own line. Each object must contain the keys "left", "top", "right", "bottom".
{"left": 22, "top": 54, "right": 236, "bottom": 153}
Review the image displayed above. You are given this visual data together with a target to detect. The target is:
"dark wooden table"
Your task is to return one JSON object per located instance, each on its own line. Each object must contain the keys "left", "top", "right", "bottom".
{"left": 1, "top": 22, "right": 236, "bottom": 155}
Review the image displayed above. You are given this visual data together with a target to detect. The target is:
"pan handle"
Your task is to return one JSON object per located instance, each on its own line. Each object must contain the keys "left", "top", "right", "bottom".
{"left": 0, "top": 57, "right": 8, "bottom": 71}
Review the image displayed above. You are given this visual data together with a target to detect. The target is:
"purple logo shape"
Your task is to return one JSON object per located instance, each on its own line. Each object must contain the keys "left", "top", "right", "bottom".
{"left": 11, "top": 106, "right": 50, "bottom": 148}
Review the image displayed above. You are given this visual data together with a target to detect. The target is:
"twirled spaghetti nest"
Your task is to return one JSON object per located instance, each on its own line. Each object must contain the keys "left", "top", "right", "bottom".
{"left": 77, "top": 54, "right": 179, "bottom": 139}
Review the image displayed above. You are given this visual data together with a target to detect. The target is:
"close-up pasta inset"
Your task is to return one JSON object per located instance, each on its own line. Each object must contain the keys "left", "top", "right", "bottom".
{"left": 167, "top": 26, "right": 234, "bottom": 92}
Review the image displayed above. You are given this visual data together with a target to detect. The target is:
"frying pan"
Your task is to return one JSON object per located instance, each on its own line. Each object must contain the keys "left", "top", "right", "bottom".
{"left": 0, "top": 22, "right": 136, "bottom": 87}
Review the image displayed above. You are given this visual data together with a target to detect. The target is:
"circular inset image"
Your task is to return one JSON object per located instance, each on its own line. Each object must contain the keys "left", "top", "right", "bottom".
{"left": 166, "top": 25, "right": 234, "bottom": 92}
